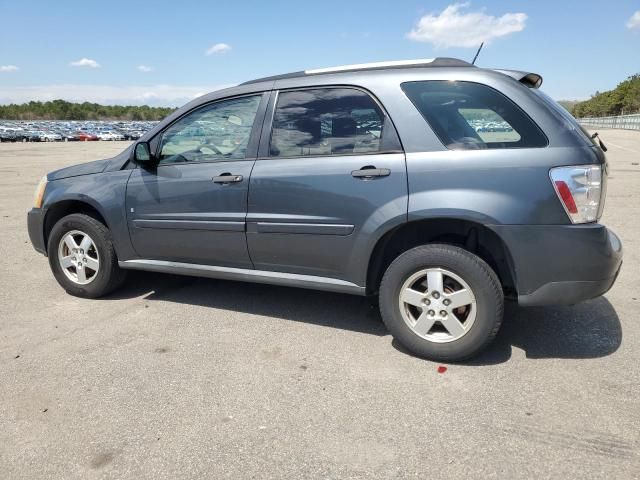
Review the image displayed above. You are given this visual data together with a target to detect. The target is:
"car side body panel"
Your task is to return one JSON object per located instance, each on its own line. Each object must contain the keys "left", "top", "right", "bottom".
{"left": 40, "top": 170, "right": 136, "bottom": 259}
{"left": 247, "top": 153, "right": 408, "bottom": 283}
{"left": 125, "top": 160, "right": 256, "bottom": 268}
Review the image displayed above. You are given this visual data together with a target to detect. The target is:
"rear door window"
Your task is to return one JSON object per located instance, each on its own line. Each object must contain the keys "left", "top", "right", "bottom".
{"left": 269, "top": 87, "right": 400, "bottom": 157}
{"left": 402, "top": 81, "right": 547, "bottom": 150}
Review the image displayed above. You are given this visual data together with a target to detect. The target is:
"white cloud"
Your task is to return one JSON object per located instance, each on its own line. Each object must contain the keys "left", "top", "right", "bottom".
{"left": 627, "top": 11, "right": 640, "bottom": 29}
{"left": 0, "top": 65, "right": 19, "bottom": 72}
{"left": 205, "top": 43, "right": 232, "bottom": 55}
{"left": 407, "top": 3, "right": 527, "bottom": 48}
{"left": 0, "top": 84, "right": 234, "bottom": 107}
{"left": 70, "top": 58, "right": 101, "bottom": 68}
{"left": 137, "top": 65, "right": 153, "bottom": 72}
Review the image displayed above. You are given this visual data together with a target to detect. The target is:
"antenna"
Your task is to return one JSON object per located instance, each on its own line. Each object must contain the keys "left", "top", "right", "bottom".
{"left": 471, "top": 42, "right": 484, "bottom": 65}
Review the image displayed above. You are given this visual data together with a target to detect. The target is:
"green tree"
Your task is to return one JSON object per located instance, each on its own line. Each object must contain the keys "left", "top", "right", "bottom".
{"left": 571, "top": 74, "right": 640, "bottom": 117}
{"left": 0, "top": 100, "right": 176, "bottom": 121}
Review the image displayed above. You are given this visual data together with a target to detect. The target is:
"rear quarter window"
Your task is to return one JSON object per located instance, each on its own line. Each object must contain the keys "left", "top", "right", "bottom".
{"left": 401, "top": 81, "right": 548, "bottom": 150}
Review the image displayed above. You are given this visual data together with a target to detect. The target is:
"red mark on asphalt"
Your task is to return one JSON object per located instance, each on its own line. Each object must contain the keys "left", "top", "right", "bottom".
{"left": 437, "top": 365, "right": 447, "bottom": 374}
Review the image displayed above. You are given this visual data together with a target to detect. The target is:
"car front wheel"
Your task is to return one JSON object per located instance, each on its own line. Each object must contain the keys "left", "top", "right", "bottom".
{"left": 379, "top": 244, "right": 503, "bottom": 362}
{"left": 47, "top": 213, "right": 127, "bottom": 298}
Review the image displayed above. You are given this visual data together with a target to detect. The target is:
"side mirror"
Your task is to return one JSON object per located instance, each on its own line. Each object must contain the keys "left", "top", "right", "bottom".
{"left": 134, "top": 142, "right": 157, "bottom": 167}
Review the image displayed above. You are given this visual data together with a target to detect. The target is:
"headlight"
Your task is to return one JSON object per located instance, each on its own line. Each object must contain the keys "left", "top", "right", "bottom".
{"left": 33, "top": 176, "right": 48, "bottom": 208}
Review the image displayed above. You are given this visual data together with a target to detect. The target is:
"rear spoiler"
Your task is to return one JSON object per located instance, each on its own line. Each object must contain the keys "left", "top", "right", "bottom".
{"left": 493, "top": 69, "right": 543, "bottom": 89}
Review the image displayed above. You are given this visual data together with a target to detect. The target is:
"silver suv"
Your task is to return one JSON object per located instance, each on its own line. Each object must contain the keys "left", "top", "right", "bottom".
{"left": 27, "top": 58, "right": 622, "bottom": 361}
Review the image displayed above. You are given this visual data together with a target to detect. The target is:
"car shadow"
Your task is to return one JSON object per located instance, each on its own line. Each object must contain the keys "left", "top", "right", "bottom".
{"left": 395, "top": 297, "right": 622, "bottom": 365}
{"left": 107, "top": 271, "right": 387, "bottom": 336}
{"left": 107, "top": 271, "right": 622, "bottom": 364}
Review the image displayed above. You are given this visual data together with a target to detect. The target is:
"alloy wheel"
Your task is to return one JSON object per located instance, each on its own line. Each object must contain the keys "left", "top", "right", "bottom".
{"left": 399, "top": 268, "right": 477, "bottom": 343}
{"left": 57, "top": 230, "right": 100, "bottom": 285}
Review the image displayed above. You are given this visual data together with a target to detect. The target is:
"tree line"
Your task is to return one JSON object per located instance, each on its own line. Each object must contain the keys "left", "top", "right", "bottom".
{"left": 569, "top": 73, "right": 640, "bottom": 118}
{"left": 2, "top": 75, "right": 638, "bottom": 121}
{"left": 0, "top": 100, "right": 176, "bottom": 121}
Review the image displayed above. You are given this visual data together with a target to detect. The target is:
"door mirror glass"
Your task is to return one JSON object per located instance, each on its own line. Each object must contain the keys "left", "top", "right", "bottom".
{"left": 134, "top": 142, "right": 155, "bottom": 166}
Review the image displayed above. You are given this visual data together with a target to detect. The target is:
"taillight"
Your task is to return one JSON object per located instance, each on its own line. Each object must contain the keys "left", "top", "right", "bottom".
{"left": 550, "top": 165, "right": 603, "bottom": 223}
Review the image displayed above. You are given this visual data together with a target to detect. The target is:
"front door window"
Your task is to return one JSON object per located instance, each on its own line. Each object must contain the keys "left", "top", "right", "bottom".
{"left": 159, "top": 95, "right": 262, "bottom": 164}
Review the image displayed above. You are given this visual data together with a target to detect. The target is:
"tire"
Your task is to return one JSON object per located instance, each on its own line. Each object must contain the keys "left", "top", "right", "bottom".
{"left": 47, "top": 213, "right": 127, "bottom": 298}
{"left": 379, "top": 244, "right": 503, "bottom": 362}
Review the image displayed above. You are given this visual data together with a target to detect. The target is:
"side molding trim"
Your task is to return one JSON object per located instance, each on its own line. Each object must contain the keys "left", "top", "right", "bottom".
{"left": 132, "top": 219, "right": 244, "bottom": 232}
{"left": 247, "top": 222, "right": 354, "bottom": 235}
{"left": 119, "top": 259, "right": 366, "bottom": 295}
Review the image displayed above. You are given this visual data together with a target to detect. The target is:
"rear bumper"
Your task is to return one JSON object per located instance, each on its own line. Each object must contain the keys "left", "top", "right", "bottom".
{"left": 27, "top": 208, "right": 47, "bottom": 255}
{"left": 489, "top": 223, "right": 623, "bottom": 306}
{"left": 517, "top": 265, "right": 621, "bottom": 306}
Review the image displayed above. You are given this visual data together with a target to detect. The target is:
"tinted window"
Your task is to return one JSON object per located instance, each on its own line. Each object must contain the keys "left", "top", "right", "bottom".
{"left": 159, "top": 95, "right": 261, "bottom": 164}
{"left": 532, "top": 89, "right": 596, "bottom": 147}
{"left": 270, "top": 88, "right": 394, "bottom": 157}
{"left": 402, "top": 81, "right": 547, "bottom": 150}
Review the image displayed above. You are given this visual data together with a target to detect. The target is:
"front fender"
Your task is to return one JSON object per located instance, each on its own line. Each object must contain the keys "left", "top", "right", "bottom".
{"left": 42, "top": 170, "right": 135, "bottom": 259}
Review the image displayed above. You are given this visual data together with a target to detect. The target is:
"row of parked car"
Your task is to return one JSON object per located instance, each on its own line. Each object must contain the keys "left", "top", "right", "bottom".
{"left": 0, "top": 120, "right": 158, "bottom": 143}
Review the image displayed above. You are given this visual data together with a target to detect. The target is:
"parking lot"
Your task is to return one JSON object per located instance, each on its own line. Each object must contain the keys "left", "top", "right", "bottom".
{"left": 1, "top": 132, "right": 638, "bottom": 479}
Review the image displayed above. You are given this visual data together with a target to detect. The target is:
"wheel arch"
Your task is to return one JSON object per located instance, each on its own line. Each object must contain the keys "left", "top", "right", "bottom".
{"left": 366, "top": 217, "right": 517, "bottom": 298}
{"left": 43, "top": 199, "right": 110, "bottom": 253}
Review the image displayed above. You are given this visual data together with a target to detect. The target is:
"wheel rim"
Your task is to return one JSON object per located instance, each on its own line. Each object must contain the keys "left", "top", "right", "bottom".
{"left": 399, "top": 268, "right": 477, "bottom": 343}
{"left": 58, "top": 230, "right": 100, "bottom": 285}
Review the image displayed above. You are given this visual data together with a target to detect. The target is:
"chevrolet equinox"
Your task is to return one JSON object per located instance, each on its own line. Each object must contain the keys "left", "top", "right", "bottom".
{"left": 27, "top": 58, "right": 623, "bottom": 361}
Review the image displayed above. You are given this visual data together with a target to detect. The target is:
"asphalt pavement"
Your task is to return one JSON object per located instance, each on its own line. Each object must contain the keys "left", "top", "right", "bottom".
{"left": 0, "top": 133, "right": 638, "bottom": 479}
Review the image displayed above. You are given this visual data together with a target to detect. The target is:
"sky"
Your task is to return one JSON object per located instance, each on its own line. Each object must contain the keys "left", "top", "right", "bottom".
{"left": 0, "top": 0, "right": 639, "bottom": 106}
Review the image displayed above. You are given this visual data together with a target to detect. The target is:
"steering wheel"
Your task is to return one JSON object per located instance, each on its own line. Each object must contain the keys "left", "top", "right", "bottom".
{"left": 198, "top": 142, "right": 224, "bottom": 156}
{"left": 165, "top": 153, "right": 190, "bottom": 163}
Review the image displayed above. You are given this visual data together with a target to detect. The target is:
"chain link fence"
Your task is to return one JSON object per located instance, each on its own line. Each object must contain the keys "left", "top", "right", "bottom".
{"left": 578, "top": 114, "right": 640, "bottom": 131}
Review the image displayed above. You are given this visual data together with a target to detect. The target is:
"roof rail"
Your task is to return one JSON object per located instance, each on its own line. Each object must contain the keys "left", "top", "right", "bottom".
{"left": 305, "top": 58, "right": 438, "bottom": 74}
{"left": 240, "top": 57, "right": 472, "bottom": 86}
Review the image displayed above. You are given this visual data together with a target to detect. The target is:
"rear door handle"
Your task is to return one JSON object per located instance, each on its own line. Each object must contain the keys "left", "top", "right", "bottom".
{"left": 212, "top": 173, "right": 243, "bottom": 184}
{"left": 351, "top": 166, "right": 391, "bottom": 179}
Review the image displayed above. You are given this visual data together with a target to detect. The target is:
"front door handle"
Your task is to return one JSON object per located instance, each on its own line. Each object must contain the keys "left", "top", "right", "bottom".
{"left": 351, "top": 166, "right": 391, "bottom": 179}
{"left": 213, "top": 173, "right": 243, "bottom": 184}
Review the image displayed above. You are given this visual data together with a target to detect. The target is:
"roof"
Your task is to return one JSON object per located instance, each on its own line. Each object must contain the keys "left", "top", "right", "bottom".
{"left": 240, "top": 57, "right": 473, "bottom": 86}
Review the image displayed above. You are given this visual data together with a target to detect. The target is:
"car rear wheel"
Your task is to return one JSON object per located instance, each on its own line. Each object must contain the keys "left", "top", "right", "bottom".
{"left": 379, "top": 244, "right": 503, "bottom": 362}
{"left": 48, "top": 213, "right": 127, "bottom": 298}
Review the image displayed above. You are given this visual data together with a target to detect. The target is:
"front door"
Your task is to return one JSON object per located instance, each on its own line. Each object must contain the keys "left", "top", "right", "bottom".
{"left": 247, "top": 87, "right": 407, "bottom": 283}
{"left": 126, "top": 93, "right": 266, "bottom": 267}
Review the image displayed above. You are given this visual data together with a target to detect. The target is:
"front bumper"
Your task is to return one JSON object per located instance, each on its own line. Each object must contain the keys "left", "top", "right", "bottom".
{"left": 489, "top": 223, "right": 623, "bottom": 306}
{"left": 27, "top": 208, "right": 47, "bottom": 255}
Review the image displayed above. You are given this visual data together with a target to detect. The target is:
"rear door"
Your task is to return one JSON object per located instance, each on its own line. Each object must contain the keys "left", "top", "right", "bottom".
{"left": 246, "top": 86, "right": 407, "bottom": 284}
{"left": 126, "top": 93, "right": 267, "bottom": 267}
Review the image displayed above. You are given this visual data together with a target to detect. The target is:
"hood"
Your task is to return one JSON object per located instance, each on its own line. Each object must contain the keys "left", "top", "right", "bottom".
{"left": 46, "top": 146, "right": 132, "bottom": 181}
